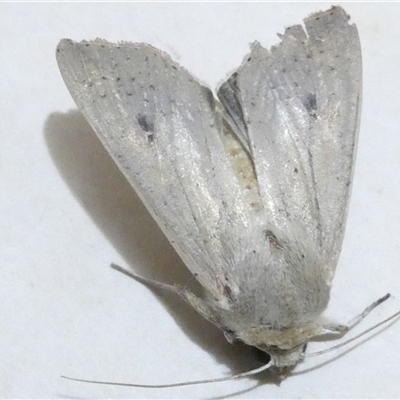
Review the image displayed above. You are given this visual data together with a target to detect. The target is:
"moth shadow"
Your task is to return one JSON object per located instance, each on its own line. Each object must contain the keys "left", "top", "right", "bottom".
{"left": 44, "top": 109, "right": 275, "bottom": 388}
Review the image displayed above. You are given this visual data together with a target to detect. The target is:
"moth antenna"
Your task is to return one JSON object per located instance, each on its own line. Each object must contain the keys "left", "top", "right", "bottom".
{"left": 307, "top": 310, "right": 400, "bottom": 358}
{"left": 61, "top": 360, "right": 272, "bottom": 388}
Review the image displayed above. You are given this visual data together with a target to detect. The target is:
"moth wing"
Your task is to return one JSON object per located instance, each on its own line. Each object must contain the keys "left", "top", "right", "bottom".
{"left": 56, "top": 40, "right": 253, "bottom": 300}
{"left": 218, "top": 7, "right": 362, "bottom": 280}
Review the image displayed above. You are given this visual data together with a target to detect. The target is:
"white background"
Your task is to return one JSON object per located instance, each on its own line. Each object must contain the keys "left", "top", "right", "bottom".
{"left": 1, "top": 2, "right": 400, "bottom": 398}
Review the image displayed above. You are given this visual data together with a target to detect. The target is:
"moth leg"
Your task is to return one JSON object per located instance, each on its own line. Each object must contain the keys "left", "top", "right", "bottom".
{"left": 110, "top": 263, "right": 224, "bottom": 328}
{"left": 323, "top": 293, "right": 391, "bottom": 336}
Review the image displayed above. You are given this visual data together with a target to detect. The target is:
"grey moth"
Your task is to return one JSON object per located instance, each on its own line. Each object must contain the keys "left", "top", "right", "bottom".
{"left": 57, "top": 6, "right": 397, "bottom": 386}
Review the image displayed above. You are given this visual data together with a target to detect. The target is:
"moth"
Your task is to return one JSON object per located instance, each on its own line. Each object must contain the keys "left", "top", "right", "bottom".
{"left": 57, "top": 6, "right": 397, "bottom": 386}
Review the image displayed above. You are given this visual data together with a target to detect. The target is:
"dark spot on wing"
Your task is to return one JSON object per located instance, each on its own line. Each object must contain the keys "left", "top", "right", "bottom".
{"left": 137, "top": 113, "right": 154, "bottom": 133}
{"left": 264, "top": 230, "right": 283, "bottom": 250}
{"left": 304, "top": 93, "right": 317, "bottom": 118}
{"left": 223, "top": 285, "right": 233, "bottom": 301}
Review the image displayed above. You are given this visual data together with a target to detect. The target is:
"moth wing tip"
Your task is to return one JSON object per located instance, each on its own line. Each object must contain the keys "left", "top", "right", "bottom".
{"left": 305, "top": 5, "right": 350, "bottom": 25}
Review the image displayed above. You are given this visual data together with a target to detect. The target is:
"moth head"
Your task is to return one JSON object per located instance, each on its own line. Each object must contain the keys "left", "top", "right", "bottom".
{"left": 258, "top": 343, "right": 307, "bottom": 378}
{"left": 225, "top": 327, "right": 307, "bottom": 378}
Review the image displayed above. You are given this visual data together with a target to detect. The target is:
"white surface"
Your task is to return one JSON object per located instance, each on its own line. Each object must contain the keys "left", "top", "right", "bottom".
{"left": 1, "top": 2, "right": 400, "bottom": 399}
